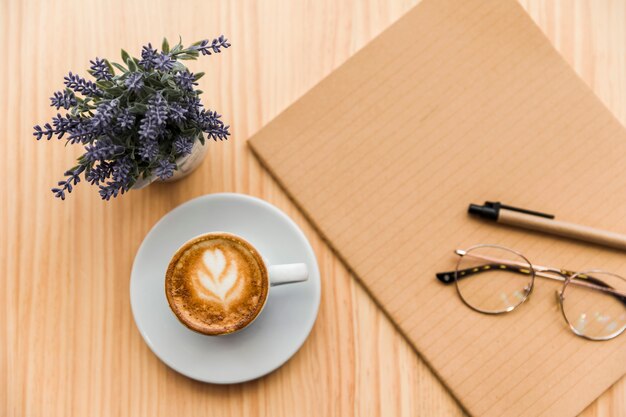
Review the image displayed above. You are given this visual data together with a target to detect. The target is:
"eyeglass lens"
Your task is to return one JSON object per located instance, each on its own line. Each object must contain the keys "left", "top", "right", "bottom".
{"left": 455, "top": 245, "right": 533, "bottom": 314}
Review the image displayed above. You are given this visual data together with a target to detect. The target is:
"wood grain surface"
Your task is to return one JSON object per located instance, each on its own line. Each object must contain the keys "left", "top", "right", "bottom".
{"left": 1, "top": 0, "right": 624, "bottom": 416}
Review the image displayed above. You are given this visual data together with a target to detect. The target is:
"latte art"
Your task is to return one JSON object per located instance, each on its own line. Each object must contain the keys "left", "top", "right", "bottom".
{"left": 193, "top": 249, "right": 242, "bottom": 303}
{"left": 165, "top": 233, "right": 269, "bottom": 335}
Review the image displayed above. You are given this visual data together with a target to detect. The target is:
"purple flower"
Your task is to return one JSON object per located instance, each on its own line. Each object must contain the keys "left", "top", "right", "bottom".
{"left": 124, "top": 72, "right": 144, "bottom": 93}
{"left": 89, "top": 57, "right": 112, "bottom": 81}
{"left": 181, "top": 96, "right": 202, "bottom": 120}
{"left": 139, "top": 43, "right": 159, "bottom": 70}
{"left": 50, "top": 90, "right": 77, "bottom": 110}
{"left": 64, "top": 71, "right": 103, "bottom": 97}
{"left": 206, "top": 124, "right": 230, "bottom": 141}
{"left": 154, "top": 53, "right": 174, "bottom": 71}
{"left": 147, "top": 93, "right": 168, "bottom": 125}
{"left": 91, "top": 99, "right": 119, "bottom": 133}
{"left": 117, "top": 109, "right": 136, "bottom": 129}
{"left": 67, "top": 119, "right": 96, "bottom": 144}
{"left": 96, "top": 157, "right": 136, "bottom": 200}
{"left": 138, "top": 93, "right": 168, "bottom": 141}
{"left": 174, "top": 70, "right": 197, "bottom": 91}
{"left": 52, "top": 113, "right": 79, "bottom": 137}
{"left": 51, "top": 165, "right": 86, "bottom": 200}
{"left": 154, "top": 159, "right": 176, "bottom": 180}
{"left": 197, "top": 109, "right": 230, "bottom": 140}
{"left": 33, "top": 114, "right": 80, "bottom": 141}
{"left": 111, "top": 157, "right": 135, "bottom": 182}
{"left": 85, "top": 139, "right": 125, "bottom": 161}
{"left": 98, "top": 180, "right": 127, "bottom": 201}
{"left": 168, "top": 103, "right": 187, "bottom": 123}
{"left": 137, "top": 138, "right": 159, "bottom": 161}
{"left": 194, "top": 36, "right": 230, "bottom": 56}
{"left": 173, "top": 135, "right": 194, "bottom": 156}
{"left": 86, "top": 161, "right": 112, "bottom": 185}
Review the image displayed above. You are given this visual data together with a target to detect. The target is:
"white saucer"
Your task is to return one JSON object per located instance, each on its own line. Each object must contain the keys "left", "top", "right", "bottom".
{"left": 130, "top": 193, "right": 321, "bottom": 383}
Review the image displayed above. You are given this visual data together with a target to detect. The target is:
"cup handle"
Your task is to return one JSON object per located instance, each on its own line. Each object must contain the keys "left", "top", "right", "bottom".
{"left": 268, "top": 263, "right": 309, "bottom": 286}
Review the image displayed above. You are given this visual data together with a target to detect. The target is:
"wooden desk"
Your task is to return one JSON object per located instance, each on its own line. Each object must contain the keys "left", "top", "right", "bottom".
{"left": 2, "top": 0, "right": 624, "bottom": 415}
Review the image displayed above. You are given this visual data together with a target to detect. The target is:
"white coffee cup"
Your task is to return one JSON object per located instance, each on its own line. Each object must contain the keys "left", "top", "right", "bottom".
{"left": 165, "top": 231, "right": 309, "bottom": 335}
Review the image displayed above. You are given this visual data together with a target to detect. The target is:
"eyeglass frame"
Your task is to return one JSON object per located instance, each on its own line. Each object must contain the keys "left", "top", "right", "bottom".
{"left": 435, "top": 244, "right": 626, "bottom": 341}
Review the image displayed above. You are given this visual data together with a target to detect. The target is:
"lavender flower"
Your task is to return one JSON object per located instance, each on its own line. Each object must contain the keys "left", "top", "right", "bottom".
{"left": 64, "top": 72, "right": 103, "bottom": 97}
{"left": 34, "top": 35, "right": 231, "bottom": 200}
{"left": 50, "top": 90, "right": 77, "bottom": 110}
{"left": 137, "top": 138, "right": 159, "bottom": 161}
{"left": 33, "top": 113, "right": 80, "bottom": 141}
{"left": 154, "top": 53, "right": 174, "bottom": 71}
{"left": 169, "top": 103, "right": 187, "bottom": 123}
{"left": 86, "top": 161, "right": 112, "bottom": 185}
{"left": 181, "top": 96, "right": 202, "bottom": 119}
{"left": 51, "top": 165, "right": 85, "bottom": 200}
{"left": 154, "top": 159, "right": 176, "bottom": 180}
{"left": 111, "top": 157, "right": 135, "bottom": 182}
{"left": 206, "top": 124, "right": 230, "bottom": 141}
{"left": 194, "top": 35, "right": 231, "bottom": 56}
{"left": 147, "top": 93, "right": 168, "bottom": 125}
{"left": 196, "top": 110, "right": 230, "bottom": 140}
{"left": 91, "top": 99, "right": 119, "bottom": 133}
{"left": 51, "top": 113, "right": 81, "bottom": 140}
{"left": 98, "top": 180, "right": 127, "bottom": 201}
{"left": 139, "top": 43, "right": 159, "bottom": 70}
{"left": 89, "top": 57, "right": 113, "bottom": 81}
{"left": 66, "top": 119, "right": 97, "bottom": 144}
{"left": 124, "top": 72, "right": 144, "bottom": 93}
{"left": 117, "top": 109, "right": 136, "bottom": 129}
{"left": 174, "top": 70, "right": 197, "bottom": 91}
{"left": 85, "top": 139, "right": 125, "bottom": 161}
{"left": 173, "top": 135, "right": 194, "bottom": 156}
{"left": 138, "top": 92, "right": 169, "bottom": 142}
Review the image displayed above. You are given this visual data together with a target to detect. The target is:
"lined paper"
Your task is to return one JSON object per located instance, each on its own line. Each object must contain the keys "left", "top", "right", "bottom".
{"left": 248, "top": 0, "right": 626, "bottom": 416}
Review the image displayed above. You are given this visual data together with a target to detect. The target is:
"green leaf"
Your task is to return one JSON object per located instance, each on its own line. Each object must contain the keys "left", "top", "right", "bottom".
{"left": 181, "top": 127, "right": 198, "bottom": 136}
{"left": 121, "top": 49, "right": 130, "bottom": 64}
{"left": 162, "top": 37, "right": 170, "bottom": 54}
{"left": 141, "top": 86, "right": 157, "bottom": 96}
{"left": 111, "top": 62, "right": 128, "bottom": 73}
{"left": 104, "top": 59, "right": 115, "bottom": 76}
{"left": 170, "top": 35, "right": 183, "bottom": 54}
{"left": 129, "top": 103, "right": 148, "bottom": 113}
{"left": 163, "top": 88, "right": 182, "bottom": 100}
{"left": 171, "top": 62, "right": 186, "bottom": 72}
{"left": 96, "top": 80, "right": 114, "bottom": 89}
{"left": 175, "top": 53, "right": 198, "bottom": 61}
{"left": 105, "top": 87, "right": 125, "bottom": 96}
{"left": 126, "top": 57, "right": 137, "bottom": 72}
{"left": 193, "top": 72, "right": 205, "bottom": 81}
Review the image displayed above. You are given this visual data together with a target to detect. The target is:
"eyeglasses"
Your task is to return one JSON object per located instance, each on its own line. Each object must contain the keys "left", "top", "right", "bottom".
{"left": 436, "top": 244, "right": 626, "bottom": 341}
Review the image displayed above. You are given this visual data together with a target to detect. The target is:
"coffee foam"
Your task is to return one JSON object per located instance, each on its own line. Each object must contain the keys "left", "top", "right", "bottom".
{"left": 165, "top": 234, "right": 268, "bottom": 335}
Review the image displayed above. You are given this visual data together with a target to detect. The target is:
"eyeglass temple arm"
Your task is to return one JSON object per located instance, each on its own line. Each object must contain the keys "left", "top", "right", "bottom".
{"left": 436, "top": 263, "right": 530, "bottom": 283}
{"left": 435, "top": 253, "right": 626, "bottom": 306}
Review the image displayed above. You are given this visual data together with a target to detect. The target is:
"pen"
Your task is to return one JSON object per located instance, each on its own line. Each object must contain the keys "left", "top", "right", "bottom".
{"left": 468, "top": 201, "right": 626, "bottom": 251}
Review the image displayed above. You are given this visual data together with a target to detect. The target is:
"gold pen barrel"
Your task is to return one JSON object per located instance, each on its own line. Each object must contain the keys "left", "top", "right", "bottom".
{"left": 499, "top": 208, "right": 626, "bottom": 251}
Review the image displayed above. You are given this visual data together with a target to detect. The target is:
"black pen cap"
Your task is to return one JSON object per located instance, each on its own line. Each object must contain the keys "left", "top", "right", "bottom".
{"left": 468, "top": 202, "right": 500, "bottom": 220}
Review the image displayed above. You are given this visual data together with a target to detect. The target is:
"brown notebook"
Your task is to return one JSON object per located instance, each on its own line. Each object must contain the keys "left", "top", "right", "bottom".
{"left": 248, "top": 0, "right": 626, "bottom": 416}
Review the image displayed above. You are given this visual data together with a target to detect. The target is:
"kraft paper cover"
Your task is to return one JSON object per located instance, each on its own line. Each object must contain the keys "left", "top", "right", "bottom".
{"left": 248, "top": 0, "right": 626, "bottom": 415}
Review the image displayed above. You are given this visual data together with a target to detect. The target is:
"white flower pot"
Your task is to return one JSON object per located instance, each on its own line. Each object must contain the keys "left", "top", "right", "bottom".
{"left": 132, "top": 134, "right": 208, "bottom": 190}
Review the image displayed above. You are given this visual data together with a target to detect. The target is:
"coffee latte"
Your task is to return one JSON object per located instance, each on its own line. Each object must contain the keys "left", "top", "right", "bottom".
{"left": 165, "top": 233, "right": 269, "bottom": 335}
